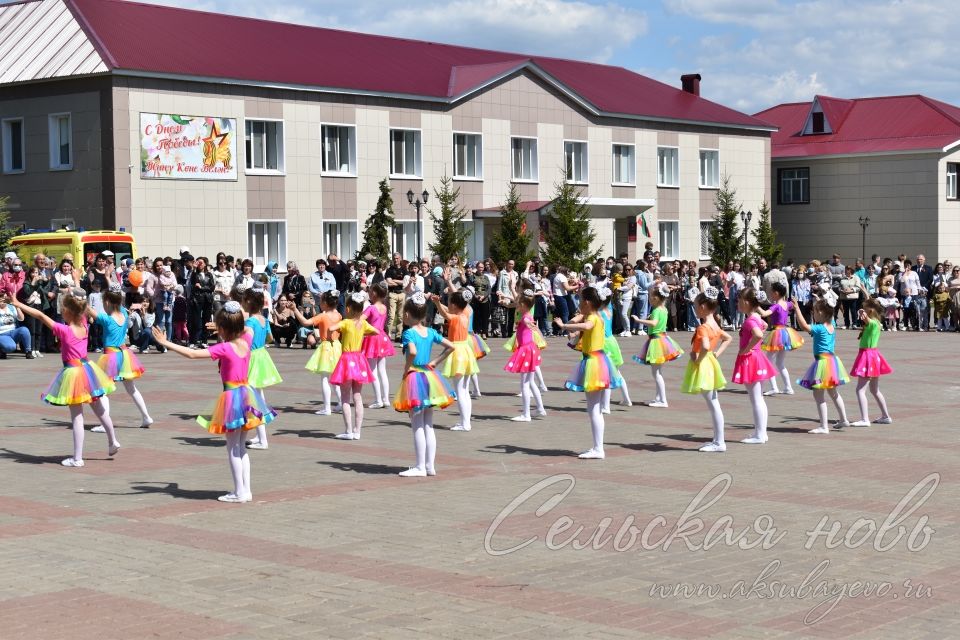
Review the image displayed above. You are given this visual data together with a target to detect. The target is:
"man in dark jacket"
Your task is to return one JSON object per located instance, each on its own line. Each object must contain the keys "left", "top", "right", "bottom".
{"left": 189, "top": 256, "right": 214, "bottom": 348}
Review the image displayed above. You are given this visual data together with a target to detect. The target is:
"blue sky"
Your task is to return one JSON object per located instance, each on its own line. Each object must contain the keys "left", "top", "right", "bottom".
{"left": 8, "top": 0, "right": 959, "bottom": 113}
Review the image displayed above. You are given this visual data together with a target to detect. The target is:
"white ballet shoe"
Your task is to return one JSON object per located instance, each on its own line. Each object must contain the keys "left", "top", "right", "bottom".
{"left": 539, "top": 385, "right": 548, "bottom": 393}
{"left": 783, "top": 389, "right": 795, "bottom": 395}
{"left": 245, "top": 438, "right": 261, "bottom": 446}
{"left": 510, "top": 415, "right": 532, "bottom": 422}
{"left": 368, "top": 402, "right": 385, "bottom": 409}
{"left": 536, "top": 409, "right": 547, "bottom": 417}
{"left": 450, "top": 424, "right": 471, "bottom": 431}
{"left": 217, "top": 493, "right": 246, "bottom": 503}
{"left": 601, "top": 408, "right": 611, "bottom": 415}
{"left": 334, "top": 432, "right": 354, "bottom": 440}
{"left": 91, "top": 425, "right": 106, "bottom": 433}
{"left": 619, "top": 399, "right": 633, "bottom": 407}
{"left": 108, "top": 442, "right": 121, "bottom": 456}
{"left": 140, "top": 417, "right": 154, "bottom": 428}
{"left": 577, "top": 448, "right": 605, "bottom": 460}
{"left": 399, "top": 467, "right": 427, "bottom": 477}
{"left": 352, "top": 432, "right": 361, "bottom": 441}
{"left": 873, "top": 416, "right": 893, "bottom": 424}
{"left": 740, "top": 436, "right": 766, "bottom": 444}
{"left": 699, "top": 442, "right": 726, "bottom": 452}
{"left": 762, "top": 390, "right": 780, "bottom": 397}
{"left": 646, "top": 401, "right": 669, "bottom": 408}
{"left": 808, "top": 427, "right": 830, "bottom": 434}
{"left": 61, "top": 457, "right": 84, "bottom": 467}
{"left": 314, "top": 408, "right": 332, "bottom": 416}
{"left": 425, "top": 466, "right": 437, "bottom": 476}
{"left": 848, "top": 420, "right": 870, "bottom": 427}
{"left": 247, "top": 442, "right": 268, "bottom": 450}
{"left": 833, "top": 420, "right": 850, "bottom": 429}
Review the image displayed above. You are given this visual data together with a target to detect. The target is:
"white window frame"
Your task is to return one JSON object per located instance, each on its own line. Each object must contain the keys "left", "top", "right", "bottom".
{"left": 611, "top": 142, "right": 636, "bottom": 186}
{"left": 947, "top": 163, "right": 958, "bottom": 200}
{"left": 2, "top": 117, "right": 25, "bottom": 174}
{"left": 323, "top": 221, "right": 358, "bottom": 258}
{"left": 658, "top": 220, "right": 679, "bottom": 261}
{"left": 247, "top": 219, "right": 288, "bottom": 271}
{"left": 452, "top": 131, "right": 483, "bottom": 181}
{"left": 389, "top": 127, "right": 423, "bottom": 179}
{"left": 657, "top": 146, "right": 679, "bottom": 187}
{"left": 48, "top": 112, "right": 72, "bottom": 171}
{"left": 779, "top": 167, "right": 810, "bottom": 204}
{"left": 699, "top": 221, "right": 714, "bottom": 260}
{"left": 511, "top": 136, "right": 539, "bottom": 183}
{"left": 699, "top": 149, "right": 719, "bottom": 188}
{"left": 564, "top": 140, "right": 588, "bottom": 185}
{"left": 244, "top": 118, "right": 285, "bottom": 175}
{"left": 391, "top": 221, "right": 418, "bottom": 259}
{"left": 320, "top": 123, "right": 358, "bottom": 176}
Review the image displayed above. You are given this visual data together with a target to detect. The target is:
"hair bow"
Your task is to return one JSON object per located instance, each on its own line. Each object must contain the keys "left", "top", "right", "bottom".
{"left": 596, "top": 286, "right": 611, "bottom": 301}
{"left": 686, "top": 286, "right": 700, "bottom": 302}
{"left": 109, "top": 282, "right": 122, "bottom": 293}
{"left": 703, "top": 286, "right": 720, "bottom": 301}
{"left": 522, "top": 289, "right": 535, "bottom": 298}
{"left": 251, "top": 281, "right": 264, "bottom": 292}
{"left": 235, "top": 283, "right": 249, "bottom": 294}
{"left": 70, "top": 287, "right": 88, "bottom": 301}
{"left": 657, "top": 282, "right": 671, "bottom": 297}
{"left": 223, "top": 301, "right": 242, "bottom": 313}
{"left": 410, "top": 291, "right": 427, "bottom": 306}
{"left": 329, "top": 289, "right": 340, "bottom": 298}
{"left": 755, "top": 290, "right": 768, "bottom": 303}
{"left": 460, "top": 288, "right": 474, "bottom": 302}
{"left": 351, "top": 292, "right": 367, "bottom": 303}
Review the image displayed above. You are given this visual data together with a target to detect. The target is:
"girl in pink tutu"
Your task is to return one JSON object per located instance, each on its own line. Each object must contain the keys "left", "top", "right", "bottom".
{"left": 849, "top": 298, "right": 893, "bottom": 426}
{"left": 504, "top": 289, "right": 546, "bottom": 422}
{"left": 731, "top": 288, "right": 776, "bottom": 444}
{"left": 794, "top": 299, "right": 851, "bottom": 434}
{"left": 11, "top": 289, "right": 119, "bottom": 468}
{"left": 361, "top": 283, "right": 396, "bottom": 409}
{"left": 151, "top": 302, "right": 275, "bottom": 503}
{"left": 330, "top": 292, "right": 381, "bottom": 440}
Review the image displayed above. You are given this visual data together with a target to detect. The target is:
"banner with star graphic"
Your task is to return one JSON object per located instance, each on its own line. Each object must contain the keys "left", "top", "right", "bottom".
{"left": 140, "top": 114, "right": 238, "bottom": 181}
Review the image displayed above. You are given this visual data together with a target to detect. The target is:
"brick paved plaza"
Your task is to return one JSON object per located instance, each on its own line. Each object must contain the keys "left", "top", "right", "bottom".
{"left": 0, "top": 331, "right": 957, "bottom": 639}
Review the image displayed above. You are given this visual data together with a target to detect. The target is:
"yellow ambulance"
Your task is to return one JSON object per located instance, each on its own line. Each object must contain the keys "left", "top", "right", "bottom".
{"left": 9, "top": 229, "right": 139, "bottom": 267}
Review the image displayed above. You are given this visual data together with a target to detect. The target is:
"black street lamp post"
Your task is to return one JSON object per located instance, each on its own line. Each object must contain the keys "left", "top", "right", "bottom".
{"left": 740, "top": 209, "right": 753, "bottom": 265}
{"left": 858, "top": 216, "right": 870, "bottom": 261}
{"left": 406, "top": 188, "right": 430, "bottom": 261}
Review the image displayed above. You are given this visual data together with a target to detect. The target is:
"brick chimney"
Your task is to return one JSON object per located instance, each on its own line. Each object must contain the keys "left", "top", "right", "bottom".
{"left": 681, "top": 73, "right": 701, "bottom": 96}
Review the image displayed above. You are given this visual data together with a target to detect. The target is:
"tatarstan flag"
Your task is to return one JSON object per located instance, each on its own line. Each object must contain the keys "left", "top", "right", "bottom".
{"left": 520, "top": 221, "right": 528, "bottom": 235}
{"left": 637, "top": 212, "right": 652, "bottom": 238}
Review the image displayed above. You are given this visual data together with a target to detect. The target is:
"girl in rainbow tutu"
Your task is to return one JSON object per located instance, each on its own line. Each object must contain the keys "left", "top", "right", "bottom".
{"left": 393, "top": 292, "right": 456, "bottom": 477}
{"left": 679, "top": 287, "right": 733, "bottom": 452}
{"left": 760, "top": 282, "right": 804, "bottom": 396}
{"left": 242, "top": 285, "right": 282, "bottom": 450}
{"left": 848, "top": 298, "right": 893, "bottom": 426}
{"left": 152, "top": 301, "right": 275, "bottom": 502}
{"left": 794, "top": 298, "right": 852, "bottom": 434}
{"left": 554, "top": 286, "right": 623, "bottom": 460}
{"left": 12, "top": 288, "right": 119, "bottom": 468}
{"left": 632, "top": 282, "right": 683, "bottom": 408}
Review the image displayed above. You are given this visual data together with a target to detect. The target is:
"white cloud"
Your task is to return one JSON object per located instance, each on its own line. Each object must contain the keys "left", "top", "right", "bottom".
{"left": 661, "top": 0, "right": 960, "bottom": 112}
{"left": 143, "top": 0, "right": 648, "bottom": 63}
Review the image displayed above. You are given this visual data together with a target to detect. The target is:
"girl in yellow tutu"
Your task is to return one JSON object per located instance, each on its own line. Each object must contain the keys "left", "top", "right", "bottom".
{"left": 679, "top": 287, "right": 733, "bottom": 452}
{"left": 393, "top": 292, "right": 457, "bottom": 476}
{"left": 432, "top": 290, "right": 479, "bottom": 432}
{"left": 294, "top": 290, "right": 342, "bottom": 415}
{"left": 152, "top": 302, "right": 275, "bottom": 503}
{"left": 12, "top": 289, "right": 119, "bottom": 468}
{"left": 241, "top": 285, "right": 282, "bottom": 450}
{"left": 631, "top": 282, "right": 684, "bottom": 408}
{"left": 330, "top": 292, "right": 381, "bottom": 440}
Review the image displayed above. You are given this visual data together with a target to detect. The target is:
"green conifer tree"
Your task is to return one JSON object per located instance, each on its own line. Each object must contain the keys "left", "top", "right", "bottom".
{"left": 709, "top": 174, "right": 744, "bottom": 266}
{"left": 357, "top": 179, "right": 395, "bottom": 261}
{"left": 540, "top": 176, "right": 601, "bottom": 271}
{"left": 749, "top": 200, "right": 784, "bottom": 264}
{"left": 488, "top": 183, "right": 536, "bottom": 266}
{"left": 427, "top": 175, "right": 471, "bottom": 261}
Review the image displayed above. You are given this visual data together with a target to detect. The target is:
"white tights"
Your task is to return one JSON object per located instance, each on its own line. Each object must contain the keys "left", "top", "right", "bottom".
{"left": 69, "top": 401, "right": 119, "bottom": 461}
{"left": 320, "top": 373, "right": 341, "bottom": 412}
{"left": 855, "top": 377, "right": 890, "bottom": 422}
{"left": 253, "top": 389, "right": 268, "bottom": 447}
{"left": 455, "top": 376, "right": 473, "bottom": 429}
{"left": 369, "top": 357, "right": 390, "bottom": 405}
{"left": 813, "top": 388, "right": 848, "bottom": 430}
{"left": 765, "top": 351, "right": 793, "bottom": 394}
{"left": 340, "top": 382, "right": 365, "bottom": 436}
{"left": 746, "top": 382, "right": 768, "bottom": 440}
{"left": 99, "top": 381, "right": 152, "bottom": 424}
{"left": 602, "top": 370, "right": 632, "bottom": 411}
{"left": 409, "top": 408, "right": 437, "bottom": 472}
{"left": 534, "top": 366, "right": 546, "bottom": 390}
{"left": 586, "top": 391, "right": 604, "bottom": 452}
{"left": 702, "top": 390, "right": 725, "bottom": 445}
{"left": 470, "top": 373, "right": 481, "bottom": 396}
{"left": 651, "top": 365, "right": 666, "bottom": 404}
{"left": 224, "top": 429, "right": 251, "bottom": 498}
{"left": 519, "top": 372, "right": 544, "bottom": 418}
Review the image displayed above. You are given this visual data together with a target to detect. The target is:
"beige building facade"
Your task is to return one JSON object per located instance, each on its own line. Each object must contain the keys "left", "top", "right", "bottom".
{"left": 1, "top": 0, "right": 772, "bottom": 269}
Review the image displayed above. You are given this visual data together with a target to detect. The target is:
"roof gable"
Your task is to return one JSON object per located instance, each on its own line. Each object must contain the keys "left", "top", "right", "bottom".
{"left": 0, "top": 0, "right": 107, "bottom": 85}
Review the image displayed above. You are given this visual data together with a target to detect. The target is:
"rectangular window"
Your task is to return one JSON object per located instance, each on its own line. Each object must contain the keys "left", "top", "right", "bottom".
{"left": 612, "top": 143, "right": 636, "bottom": 185}
{"left": 48, "top": 113, "right": 72, "bottom": 170}
{"left": 699, "top": 149, "right": 719, "bottom": 188}
{"left": 779, "top": 167, "right": 810, "bottom": 204}
{"left": 244, "top": 120, "right": 284, "bottom": 173}
{"left": 248, "top": 221, "right": 287, "bottom": 270}
{"left": 323, "top": 221, "right": 357, "bottom": 258}
{"left": 2, "top": 118, "right": 24, "bottom": 173}
{"left": 321, "top": 124, "right": 357, "bottom": 175}
{"left": 564, "top": 140, "right": 587, "bottom": 183}
{"left": 659, "top": 221, "right": 679, "bottom": 260}
{"left": 391, "top": 221, "right": 419, "bottom": 259}
{"left": 511, "top": 137, "right": 538, "bottom": 182}
{"left": 699, "top": 221, "right": 714, "bottom": 260}
{"left": 390, "top": 129, "right": 422, "bottom": 178}
{"left": 657, "top": 147, "right": 679, "bottom": 187}
{"left": 453, "top": 132, "right": 482, "bottom": 179}
{"left": 948, "top": 163, "right": 958, "bottom": 200}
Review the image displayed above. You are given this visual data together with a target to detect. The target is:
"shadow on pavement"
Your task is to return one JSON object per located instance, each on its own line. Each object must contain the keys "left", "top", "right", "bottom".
{"left": 81, "top": 481, "right": 223, "bottom": 500}
{"left": 481, "top": 444, "right": 576, "bottom": 457}
{"left": 317, "top": 460, "right": 403, "bottom": 474}
{"left": 0, "top": 448, "right": 64, "bottom": 465}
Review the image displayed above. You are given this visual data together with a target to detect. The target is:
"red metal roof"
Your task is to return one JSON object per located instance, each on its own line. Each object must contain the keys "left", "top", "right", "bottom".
{"left": 59, "top": 0, "right": 771, "bottom": 130}
{"left": 755, "top": 94, "right": 960, "bottom": 159}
